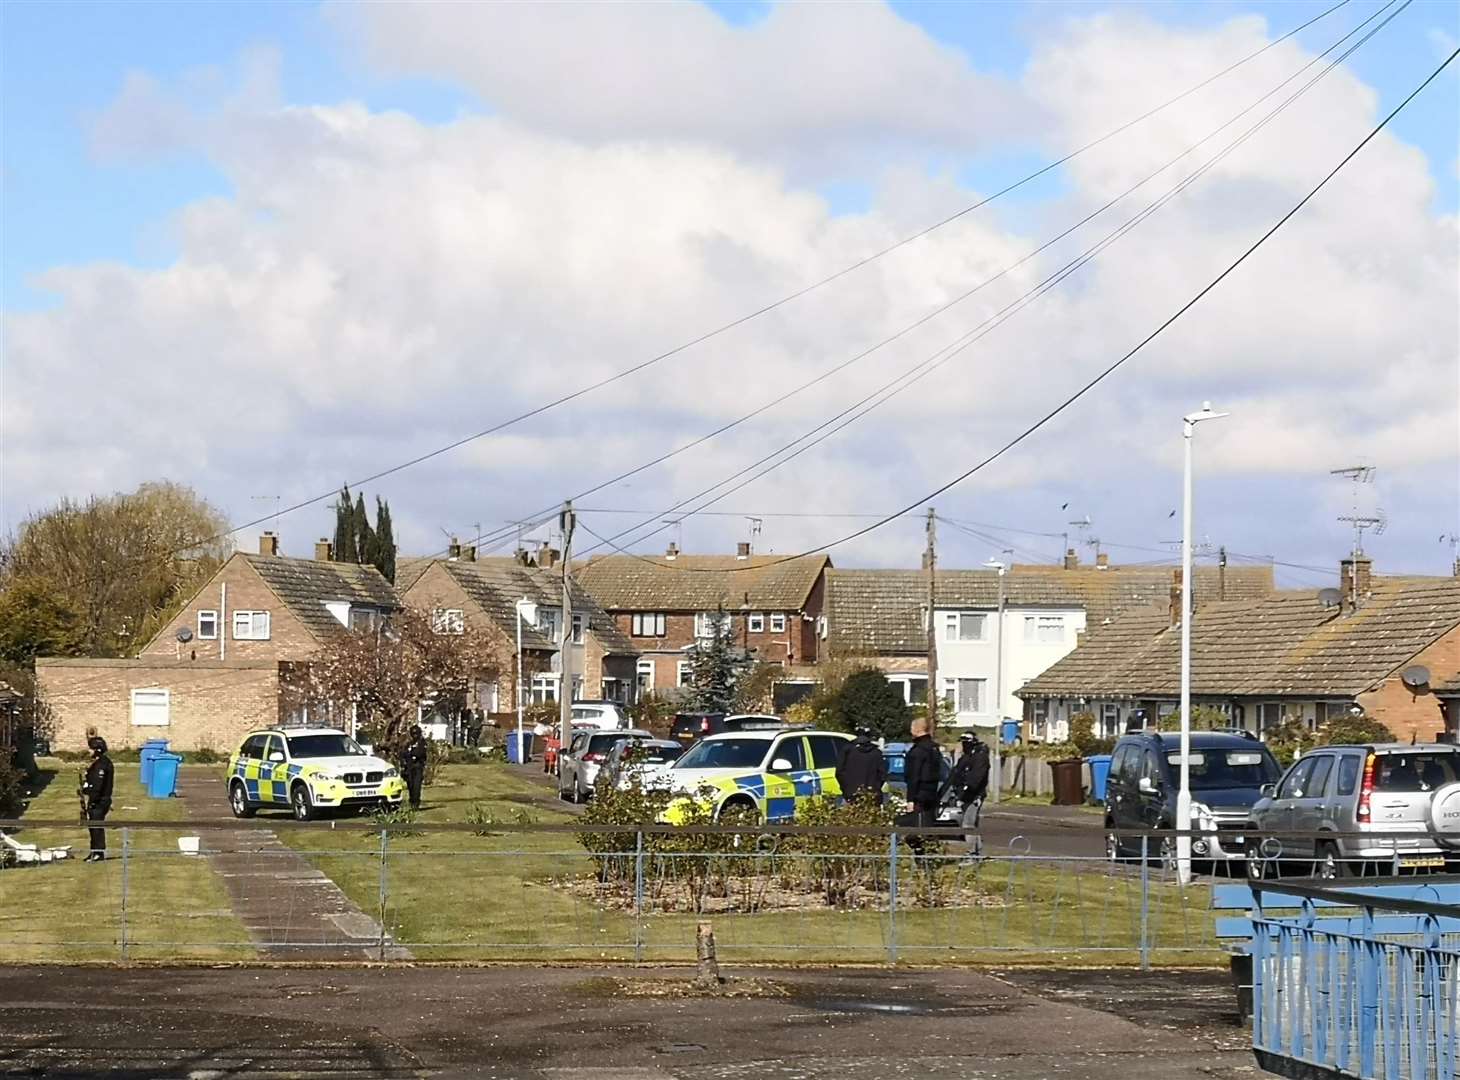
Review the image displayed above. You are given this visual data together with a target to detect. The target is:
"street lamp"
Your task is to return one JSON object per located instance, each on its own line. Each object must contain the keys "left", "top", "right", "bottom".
{"left": 1178, "top": 402, "right": 1228, "bottom": 886}
{"left": 515, "top": 598, "right": 538, "bottom": 764}
{"left": 984, "top": 555, "right": 1010, "bottom": 804}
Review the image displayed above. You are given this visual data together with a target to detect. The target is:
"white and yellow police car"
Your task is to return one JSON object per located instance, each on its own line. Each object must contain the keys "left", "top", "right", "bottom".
{"left": 226, "top": 726, "right": 406, "bottom": 821}
{"left": 660, "top": 728, "right": 854, "bottom": 823}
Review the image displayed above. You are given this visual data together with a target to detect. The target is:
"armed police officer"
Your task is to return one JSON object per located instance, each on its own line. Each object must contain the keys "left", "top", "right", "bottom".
{"left": 400, "top": 725, "right": 429, "bottom": 811}
{"left": 835, "top": 725, "right": 888, "bottom": 804}
{"left": 80, "top": 735, "right": 114, "bottom": 862}
{"left": 943, "top": 732, "right": 991, "bottom": 859}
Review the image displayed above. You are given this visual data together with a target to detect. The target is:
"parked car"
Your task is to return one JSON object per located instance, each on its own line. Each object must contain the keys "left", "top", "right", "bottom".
{"left": 570, "top": 701, "right": 631, "bottom": 731}
{"left": 558, "top": 728, "right": 653, "bottom": 802}
{"left": 1104, "top": 730, "right": 1281, "bottom": 869}
{"left": 226, "top": 726, "right": 406, "bottom": 821}
{"left": 600, "top": 737, "right": 684, "bottom": 791}
{"left": 660, "top": 728, "right": 852, "bottom": 823}
{"left": 1247, "top": 742, "right": 1460, "bottom": 879}
{"left": 669, "top": 712, "right": 784, "bottom": 746}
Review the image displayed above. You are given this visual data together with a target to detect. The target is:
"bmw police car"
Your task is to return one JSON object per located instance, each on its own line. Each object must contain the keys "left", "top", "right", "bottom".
{"left": 660, "top": 728, "right": 854, "bottom": 823}
{"left": 226, "top": 726, "right": 406, "bottom": 821}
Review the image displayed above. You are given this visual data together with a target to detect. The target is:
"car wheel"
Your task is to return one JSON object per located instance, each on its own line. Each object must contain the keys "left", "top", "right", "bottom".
{"left": 1105, "top": 828, "right": 1124, "bottom": 863}
{"left": 1318, "top": 842, "right": 1350, "bottom": 881}
{"left": 1245, "top": 841, "right": 1270, "bottom": 881}
{"left": 229, "top": 780, "right": 255, "bottom": 819}
{"left": 291, "top": 783, "right": 314, "bottom": 822}
{"left": 1157, "top": 835, "right": 1178, "bottom": 872}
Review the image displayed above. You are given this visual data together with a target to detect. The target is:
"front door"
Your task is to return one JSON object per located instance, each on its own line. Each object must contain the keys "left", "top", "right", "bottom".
{"left": 807, "top": 735, "right": 847, "bottom": 800}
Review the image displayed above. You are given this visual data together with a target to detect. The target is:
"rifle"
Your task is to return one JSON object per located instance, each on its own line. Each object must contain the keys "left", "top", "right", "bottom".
{"left": 77, "top": 765, "right": 89, "bottom": 824}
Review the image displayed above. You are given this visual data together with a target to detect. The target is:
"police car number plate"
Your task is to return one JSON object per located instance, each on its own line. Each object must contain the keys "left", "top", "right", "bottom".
{"left": 355, "top": 788, "right": 378, "bottom": 798}
{"left": 1399, "top": 855, "right": 1445, "bottom": 868}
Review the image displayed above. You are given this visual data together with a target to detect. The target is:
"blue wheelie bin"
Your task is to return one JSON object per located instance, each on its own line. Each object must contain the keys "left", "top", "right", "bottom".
{"left": 139, "top": 738, "right": 170, "bottom": 786}
{"left": 505, "top": 732, "right": 534, "bottom": 764}
{"left": 1086, "top": 754, "right": 1114, "bottom": 804}
{"left": 1000, "top": 719, "right": 1020, "bottom": 746}
{"left": 148, "top": 752, "right": 183, "bottom": 798}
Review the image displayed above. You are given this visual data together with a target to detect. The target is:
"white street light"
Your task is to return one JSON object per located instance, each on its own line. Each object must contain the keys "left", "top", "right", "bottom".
{"left": 984, "top": 555, "right": 1010, "bottom": 804}
{"left": 1178, "top": 402, "right": 1228, "bottom": 886}
{"left": 515, "top": 598, "right": 538, "bottom": 764}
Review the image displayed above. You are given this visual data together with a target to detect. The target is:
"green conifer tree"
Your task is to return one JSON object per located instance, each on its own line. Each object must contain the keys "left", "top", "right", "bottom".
{"left": 686, "top": 607, "right": 747, "bottom": 713}
{"left": 374, "top": 497, "right": 396, "bottom": 583}
{"left": 333, "top": 486, "right": 357, "bottom": 563}
{"left": 353, "top": 491, "right": 374, "bottom": 567}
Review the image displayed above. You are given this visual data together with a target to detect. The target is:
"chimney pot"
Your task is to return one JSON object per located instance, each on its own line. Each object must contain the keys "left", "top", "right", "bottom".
{"left": 314, "top": 539, "right": 333, "bottom": 562}
{"left": 259, "top": 531, "right": 280, "bottom": 557}
{"left": 448, "top": 536, "right": 461, "bottom": 561}
{"left": 736, "top": 541, "right": 751, "bottom": 559}
{"left": 1095, "top": 552, "right": 1109, "bottom": 570}
{"left": 1063, "top": 548, "right": 1080, "bottom": 570}
{"left": 666, "top": 542, "right": 679, "bottom": 560}
{"left": 537, "top": 543, "right": 560, "bottom": 569}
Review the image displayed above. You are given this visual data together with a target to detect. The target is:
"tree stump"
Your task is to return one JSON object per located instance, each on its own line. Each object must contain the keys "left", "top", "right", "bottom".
{"left": 695, "top": 921, "right": 721, "bottom": 988}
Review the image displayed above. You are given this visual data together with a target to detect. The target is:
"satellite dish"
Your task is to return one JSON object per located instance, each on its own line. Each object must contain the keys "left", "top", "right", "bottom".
{"left": 1317, "top": 588, "right": 1342, "bottom": 609}
{"left": 1401, "top": 665, "right": 1431, "bottom": 691}
{"left": 176, "top": 627, "right": 194, "bottom": 643}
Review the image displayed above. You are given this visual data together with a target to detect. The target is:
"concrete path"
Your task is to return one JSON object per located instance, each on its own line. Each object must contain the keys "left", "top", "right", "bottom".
{"left": 176, "top": 771, "right": 409, "bottom": 960}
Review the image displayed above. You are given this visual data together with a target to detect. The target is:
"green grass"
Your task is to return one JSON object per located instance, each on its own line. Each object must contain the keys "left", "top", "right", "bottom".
{"left": 1, "top": 761, "right": 253, "bottom": 961}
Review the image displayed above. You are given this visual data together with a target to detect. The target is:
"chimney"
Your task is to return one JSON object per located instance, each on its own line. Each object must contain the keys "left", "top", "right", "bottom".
{"left": 1218, "top": 546, "right": 1228, "bottom": 601}
{"left": 1453, "top": 556, "right": 1460, "bottom": 578}
{"left": 1169, "top": 568, "right": 1184, "bottom": 627}
{"left": 736, "top": 541, "right": 751, "bottom": 560}
{"left": 462, "top": 544, "right": 477, "bottom": 562}
{"left": 538, "top": 542, "right": 560, "bottom": 569}
{"left": 1095, "top": 552, "right": 1109, "bottom": 570}
{"left": 1340, "top": 555, "right": 1373, "bottom": 613}
{"left": 1063, "top": 548, "right": 1080, "bottom": 570}
{"left": 314, "top": 539, "right": 333, "bottom": 562}
{"left": 665, "top": 542, "right": 679, "bottom": 561}
{"left": 448, "top": 537, "right": 461, "bottom": 561}
{"left": 259, "top": 531, "right": 279, "bottom": 557}
{"left": 515, "top": 548, "right": 531, "bottom": 567}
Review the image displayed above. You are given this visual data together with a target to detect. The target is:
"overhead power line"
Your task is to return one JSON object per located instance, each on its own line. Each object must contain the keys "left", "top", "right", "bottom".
{"left": 576, "top": 42, "right": 1458, "bottom": 575}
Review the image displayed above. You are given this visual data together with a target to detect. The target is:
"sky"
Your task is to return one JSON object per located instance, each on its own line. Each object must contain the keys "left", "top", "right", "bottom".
{"left": 3, "top": 0, "right": 1458, "bottom": 588}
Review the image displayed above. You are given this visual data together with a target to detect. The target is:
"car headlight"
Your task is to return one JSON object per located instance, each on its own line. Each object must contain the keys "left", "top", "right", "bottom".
{"left": 384, "top": 768, "right": 399, "bottom": 779}
{"left": 1189, "top": 802, "right": 1214, "bottom": 828}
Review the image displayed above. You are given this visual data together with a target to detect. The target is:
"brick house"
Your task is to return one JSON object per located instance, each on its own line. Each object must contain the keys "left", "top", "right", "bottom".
{"left": 1014, "top": 558, "right": 1460, "bottom": 744}
{"left": 574, "top": 545, "right": 831, "bottom": 697}
{"left": 396, "top": 546, "right": 638, "bottom": 715}
{"left": 37, "top": 532, "right": 398, "bottom": 752}
{"left": 825, "top": 560, "right": 1273, "bottom": 732}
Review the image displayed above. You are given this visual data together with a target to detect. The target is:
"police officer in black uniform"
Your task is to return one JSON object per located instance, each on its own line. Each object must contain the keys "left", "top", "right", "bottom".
{"left": 835, "top": 725, "right": 888, "bottom": 804}
{"left": 943, "top": 732, "right": 991, "bottom": 858}
{"left": 81, "top": 735, "right": 114, "bottom": 862}
{"left": 898, "top": 718, "right": 944, "bottom": 855}
{"left": 400, "top": 725, "right": 429, "bottom": 811}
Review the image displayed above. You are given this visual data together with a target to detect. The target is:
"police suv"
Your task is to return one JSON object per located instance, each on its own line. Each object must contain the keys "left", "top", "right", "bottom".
{"left": 226, "top": 726, "right": 407, "bottom": 821}
{"left": 660, "top": 727, "right": 853, "bottom": 823}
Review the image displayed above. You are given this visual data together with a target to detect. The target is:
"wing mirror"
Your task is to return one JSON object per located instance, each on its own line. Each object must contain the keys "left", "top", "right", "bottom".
{"left": 1137, "top": 776, "right": 1157, "bottom": 795}
{"left": 1259, "top": 783, "right": 1276, "bottom": 798}
{"left": 268, "top": 752, "right": 285, "bottom": 763}
{"left": 770, "top": 758, "right": 794, "bottom": 772}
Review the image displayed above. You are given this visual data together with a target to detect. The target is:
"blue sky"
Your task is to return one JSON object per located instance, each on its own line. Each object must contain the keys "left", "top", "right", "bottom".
{"left": 5, "top": 0, "right": 1455, "bottom": 311}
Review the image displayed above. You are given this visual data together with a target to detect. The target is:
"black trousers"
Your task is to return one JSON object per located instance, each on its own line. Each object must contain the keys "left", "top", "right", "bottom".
{"left": 896, "top": 806, "right": 937, "bottom": 856}
{"left": 87, "top": 799, "right": 111, "bottom": 856}
{"left": 404, "top": 770, "right": 424, "bottom": 809}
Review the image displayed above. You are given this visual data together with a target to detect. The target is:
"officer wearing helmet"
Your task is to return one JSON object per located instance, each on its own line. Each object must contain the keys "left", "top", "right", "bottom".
{"left": 399, "top": 724, "right": 429, "bottom": 811}
{"left": 80, "top": 735, "right": 115, "bottom": 862}
{"left": 942, "top": 731, "right": 991, "bottom": 858}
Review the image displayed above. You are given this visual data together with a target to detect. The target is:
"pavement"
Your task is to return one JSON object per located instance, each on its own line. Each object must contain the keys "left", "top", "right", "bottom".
{"left": 0, "top": 965, "right": 1263, "bottom": 1079}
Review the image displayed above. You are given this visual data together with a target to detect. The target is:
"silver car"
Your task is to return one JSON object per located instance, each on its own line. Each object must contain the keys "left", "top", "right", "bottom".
{"left": 600, "top": 737, "right": 684, "bottom": 792}
{"left": 1247, "top": 742, "right": 1460, "bottom": 879}
{"left": 558, "top": 728, "right": 652, "bottom": 803}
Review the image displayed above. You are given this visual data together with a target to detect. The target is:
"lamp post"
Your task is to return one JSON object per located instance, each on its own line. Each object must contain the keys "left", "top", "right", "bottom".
{"left": 984, "top": 556, "right": 1009, "bottom": 804}
{"left": 515, "top": 597, "right": 538, "bottom": 763}
{"left": 1178, "top": 402, "right": 1228, "bottom": 886}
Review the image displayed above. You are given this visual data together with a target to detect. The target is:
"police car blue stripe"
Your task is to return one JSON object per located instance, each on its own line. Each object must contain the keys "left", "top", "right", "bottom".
{"left": 766, "top": 797, "right": 796, "bottom": 822}
{"left": 735, "top": 776, "right": 766, "bottom": 799}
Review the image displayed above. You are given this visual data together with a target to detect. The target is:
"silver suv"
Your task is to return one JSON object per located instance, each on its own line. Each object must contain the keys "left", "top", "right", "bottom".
{"left": 1247, "top": 743, "right": 1460, "bottom": 879}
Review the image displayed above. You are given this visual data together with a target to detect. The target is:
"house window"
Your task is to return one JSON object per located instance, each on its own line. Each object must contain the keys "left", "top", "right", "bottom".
{"left": 197, "top": 610, "right": 218, "bottom": 640}
{"left": 956, "top": 678, "right": 987, "bottom": 714}
{"left": 1101, "top": 703, "right": 1121, "bottom": 737}
{"left": 694, "top": 612, "right": 726, "bottom": 640}
{"left": 942, "top": 612, "right": 987, "bottom": 642}
{"left": 1032, "top": 698, "right": 1049, "bottom": 738}
{"left": 432, "top": 609, "right": 465, "bottom": 635}
{"left": 676, "top": 660, "right": 690, "bottom": 687}
{"left": 816, "top": 615, "right": 827, "bottom": 639}
{"left": 631, "top": 612, "right": 666, "bottom": 637}
{"left": 538, "top": 608, "right": 560, "bottom": 642}
{"left": 636, "top": 659, "right": 655, "bottom": 694}
{"left": 350, "top": 608, "right": 378, "bottom": 634}
{"left": 131, "top": 688, "right": 170, "bottom": 727}
{"left": 571, "top": 614, "right": 585, "bottom": 645}
{"left": 1258, "top": 702, "right": 1282, "bottom": 734}
{"left": 1023, "top": 615, "right": 1065, "bottom": 644}
{"left": 888, "top": 674, "right": 928, "bottom": 705}
{"left": 530, "top": 674, "right": 559, "bottom": 704}
{"left": 769, "top": 613, "right": 787, "bottom": 633}
{"left": 232, "top": 611, "right": 271, "bottom": 640}
{"left": 747, "top": 613, "right": 765, "bottom": 633}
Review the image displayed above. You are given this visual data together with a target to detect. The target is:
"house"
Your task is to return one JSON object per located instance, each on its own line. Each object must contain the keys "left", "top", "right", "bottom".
{"left": 397, "top": 544, "right": 639, "bottom": 714}
{"left": 37, "top": 532, "right": 399, "bottom": 752}
{"left": 824, "top": 557, "right": 1273, "bottom": 732}
{"left": 1015, "top": 557, "right": 1460, "bottom": 744}
{"left": 574, "top": 544, "right": 831, "bottom": 697}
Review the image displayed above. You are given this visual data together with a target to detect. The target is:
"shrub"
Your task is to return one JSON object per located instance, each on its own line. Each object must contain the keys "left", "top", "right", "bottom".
{"left": 817, "top": 668, "right": 910, "bottom": 741}
{"left": 629, "top": 693, "right": 676, "bottom": 737}
{"left": 0, "top": 755, "right": 25, "bottom": 818}
{"left": 443, "top": 746, "right": 488, "bottom": 766}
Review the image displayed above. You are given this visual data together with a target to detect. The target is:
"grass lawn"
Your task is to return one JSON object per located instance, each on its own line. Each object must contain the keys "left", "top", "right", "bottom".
{"left": 275, "top": 762, "right": 1222, "bottom": 967}
{"left": 1, "top": 761, "right": 253, "bottom": 962}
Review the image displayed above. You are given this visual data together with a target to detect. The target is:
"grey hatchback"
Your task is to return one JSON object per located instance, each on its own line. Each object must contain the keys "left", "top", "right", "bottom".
{"left": 1246, "top": 743, "right": 1460, "bottom": 879}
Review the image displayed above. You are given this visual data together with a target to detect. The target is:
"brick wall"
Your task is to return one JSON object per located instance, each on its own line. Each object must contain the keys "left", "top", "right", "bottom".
{"left": 140, "top": 555, "right": 319, "bottom": 662}
{"left": 613, "top": 608, "right": 815, "bottom": 689}
{"left": 1357, "top": 623, "right": 1460, "bottom": 742}
{"left": 38, "top": 658, "right": 280, "bottom": 753}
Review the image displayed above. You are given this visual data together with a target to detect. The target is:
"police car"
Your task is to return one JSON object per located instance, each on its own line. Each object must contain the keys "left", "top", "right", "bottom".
{"left": 226, "top": 726, "right": 406, "bottom": 821}
{"left": 660, "top": 728, "right": 854, "bottom": 823}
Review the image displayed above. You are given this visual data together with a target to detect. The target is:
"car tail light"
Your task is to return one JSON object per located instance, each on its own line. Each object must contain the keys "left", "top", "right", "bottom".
{"left": 700, "top": 718, "right": 712, "bottom": 733}
{"left": 584, "top": 752, "right": 605, "bottom": 763}
{"left": 1356, "top": 752, "right": 1377, "bottom": 822}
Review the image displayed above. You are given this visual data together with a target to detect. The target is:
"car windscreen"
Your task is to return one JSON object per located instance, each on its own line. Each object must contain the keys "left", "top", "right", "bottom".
{"left": 674, "top": 738, "right": 768, "bottom": 770}
{"left": 286, "top": 734, "right": 365, "bottom": 759}
{"left": 640, "top": 744, "right": 683, "bottom": 765}
{"left": 1167, "top": 749, "right": 1279, "bottom": 790}
{"left": 1374, "top": 752, "right": 1460, "bottom": 792}
{"left": 589, "top": 734, "right": 629, "bottom": 753}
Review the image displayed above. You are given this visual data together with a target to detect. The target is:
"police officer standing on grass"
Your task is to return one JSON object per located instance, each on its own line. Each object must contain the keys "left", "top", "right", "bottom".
{"left": 943, "top": 732, "right": 991, "bottom": 860}
{"left": 836, "top": 725, "right": 888, "bottom": 804}
{"left": 897, "top": 717, "right": 943, "bottom": 856}
{"left": 80, "top": 735, "right": 114, "bottom": 862}
{"left": 400, "top": 725, "right": 429, "bottom": 811}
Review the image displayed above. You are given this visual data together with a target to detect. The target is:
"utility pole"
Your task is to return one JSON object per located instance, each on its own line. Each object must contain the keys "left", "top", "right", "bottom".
{"left": 924, "top": 508, "right": 938, "bottom": 727}
{"left": 558, "top": 501, "right": 576, "bottom": 754}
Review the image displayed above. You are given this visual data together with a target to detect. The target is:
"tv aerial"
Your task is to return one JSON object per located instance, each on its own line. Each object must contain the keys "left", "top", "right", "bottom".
{"left": 1331, "top": 465, "right": 1384, "bottom": 555}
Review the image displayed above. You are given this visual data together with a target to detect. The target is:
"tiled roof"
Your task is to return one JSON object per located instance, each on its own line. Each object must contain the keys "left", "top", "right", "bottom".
{"left": 242, "top": 553, "right": 399, "bottom": 642}
{"left": 392, "top": 557, "right": 435, "bottom": 592}
{"left": 826, "top": 564, "right": 1273, "bottom": 655}
{"left": 575, "top": 553, "right": 830, "bottom": 612}
{"left": 436, "top": 558, "right": 637, "bottom": 656}
{"left": 1017, "top": 578, "right": 1460, "bottom": 700}
{"left": 1432, "top": 672, "right": 1460, "bottom": 695}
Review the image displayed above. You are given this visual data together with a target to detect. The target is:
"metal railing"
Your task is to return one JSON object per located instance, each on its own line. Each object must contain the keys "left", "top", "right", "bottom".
{"left": 1250, "top": 878, "right": 1460, "bottom": 1080}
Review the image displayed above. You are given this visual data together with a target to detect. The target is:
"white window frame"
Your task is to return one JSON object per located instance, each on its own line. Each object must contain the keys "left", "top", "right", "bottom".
{"left": 1101, "top": 702, "right": 1121, "bottom": 737}
{"left": 538, "top": 608, "right": 560, "bottom": 641}
{"left": 636, "top": 658, "right": 655, "bottom": 693}
{"left": 942, "top": 676, "right": 988, "bottom": 715}
{"left": 1023, "top": 614, "right": 1066, "bottom": 645}
{"left": 232, "top": 610, "right": 271, "bottom": 640}
{"left": 432, "top": 608, "right": 465, "bottom": 635}
{"left": 349, "top": 607, "right": 378, "bottom": 634}
{"left": 942, "top": 611, "right": 988, "bottom": 643}
{"left": 694, "top": 612, "right": 726, "bottom": 640}
{"left": 631, "top": 612, "right": 666, "bottom": 637}
{"left": 530, "top": 673, "right": 560, "bottom": 704}
{"left": 769, "top": 612, "right": 787, "bottom": 633}
{"left": 747, "top": 612, "right": 765, "bottom": 633}
{"left": 130, "top": 687, "right": 171, "bottom": 727}
{"left": 676, "top": 660, "right": 690, "bottom": 687}
{"left": 1031, "top": 698, "right": 1049, "bottom": 738}
{"left": 196, "top": 610, "right": 218, "bottom": 640}
{"left": 571, "top": 613, "right": 585, "bottom": 645}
